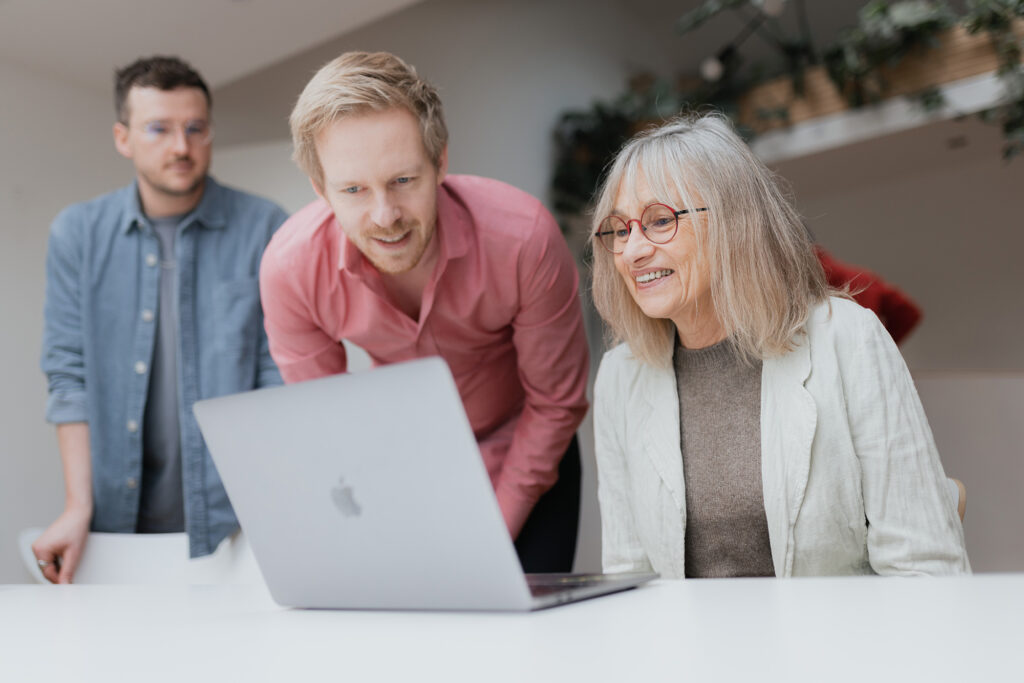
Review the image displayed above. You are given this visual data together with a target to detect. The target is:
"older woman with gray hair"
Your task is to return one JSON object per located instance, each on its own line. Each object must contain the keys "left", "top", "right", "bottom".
{"left": 591, "top": 113, "right": 969, "bottom": 578}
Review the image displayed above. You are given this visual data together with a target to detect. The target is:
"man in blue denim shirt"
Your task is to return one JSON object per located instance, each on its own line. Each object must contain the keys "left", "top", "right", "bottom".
{"left": 33, "top": 56, "right": 288, "bottom": 583}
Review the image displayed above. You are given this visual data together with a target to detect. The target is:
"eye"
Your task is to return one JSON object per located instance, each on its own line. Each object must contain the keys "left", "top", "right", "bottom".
{"left": 650, "top": 216, "right": 674, "bottom": 228}
{"left": 394, "top": 176, "right": 413, "bottom": 185}
{"left": 343, "top": 186, "right": 361, "bottom": 194}
{"left": 144, "top": 122, "right": 168, "bottom": 135}
{"left": 184, "top": 122, "right": 208, "bottom": 137}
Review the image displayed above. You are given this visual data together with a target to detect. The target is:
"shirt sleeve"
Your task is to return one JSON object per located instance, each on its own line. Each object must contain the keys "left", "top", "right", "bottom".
{"left": 259, "top": 235, "right": 348, "bottom": 384}
{"left": 842, "top": 305, "right": 971, "bottom": 575}
{"left": 41, "top": 208, "right": 89, "bottom": 424}
{"left": 594, "top": 352, "right": 654, "bottom": 574}
{"left": 256, "top": 207, "right": 290, "bottom": 388}
{"left": 491, "top": 202, "right": 590, "bottom": 538}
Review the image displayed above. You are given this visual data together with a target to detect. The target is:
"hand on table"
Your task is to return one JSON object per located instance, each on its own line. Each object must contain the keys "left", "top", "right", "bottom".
{"left": 31, "top": 506, "right": 90, "bottom": 584}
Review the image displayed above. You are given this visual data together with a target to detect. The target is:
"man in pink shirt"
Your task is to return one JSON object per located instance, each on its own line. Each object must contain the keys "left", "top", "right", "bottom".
{"left": 259, "top": 51, "right": 590, "bottom": 572}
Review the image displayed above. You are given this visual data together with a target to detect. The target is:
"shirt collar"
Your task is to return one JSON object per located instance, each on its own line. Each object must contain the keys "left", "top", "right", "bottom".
{"left": 120, "top": 175, "right": 227, "bottom": 234}
{"left": 337, "top": 180, "right": 471, "bottom": 275}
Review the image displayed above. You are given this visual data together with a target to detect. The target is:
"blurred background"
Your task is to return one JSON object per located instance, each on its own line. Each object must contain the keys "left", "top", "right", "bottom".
{"left": 2, "top": 0, "right": 1022, "bottom": 581}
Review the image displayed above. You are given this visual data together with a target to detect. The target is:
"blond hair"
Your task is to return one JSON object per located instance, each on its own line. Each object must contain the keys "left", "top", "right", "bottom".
{"left": 289, "top": 51, "right": 448, "bottom": 189}
{"left": 590, "top": 113, "right": 830, "bottom": 366}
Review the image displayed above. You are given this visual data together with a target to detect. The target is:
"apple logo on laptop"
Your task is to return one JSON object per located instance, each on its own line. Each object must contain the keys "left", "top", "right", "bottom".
{"left": 331, "top": 476, "right": 362, "bottom": 517}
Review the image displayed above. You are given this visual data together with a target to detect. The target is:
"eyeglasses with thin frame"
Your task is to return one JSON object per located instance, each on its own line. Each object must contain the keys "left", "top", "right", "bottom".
{"left": 127, "top": 119, "right": 214, "bottom": 146}
{"left": 594, "top": 203, "right": 708, "bottom": 254}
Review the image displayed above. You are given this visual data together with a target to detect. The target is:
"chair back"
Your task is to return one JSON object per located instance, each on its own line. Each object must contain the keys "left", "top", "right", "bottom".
{"left": 18, "top": 528, "right": 263, "bottom": 585}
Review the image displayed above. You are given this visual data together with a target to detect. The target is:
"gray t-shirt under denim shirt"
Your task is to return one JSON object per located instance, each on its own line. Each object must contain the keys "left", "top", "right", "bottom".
{"left": 674, "top": 337, "right": 775, "bottom": 578}
{"left": 42, "top": 176, "right": 288, "bottom": 557}
{"left": 137, "top": 214, "right": 185, "bottom": 533}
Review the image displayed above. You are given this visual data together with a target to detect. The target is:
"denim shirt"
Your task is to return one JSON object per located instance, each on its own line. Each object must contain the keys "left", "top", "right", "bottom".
{"left": 41, "top": 176, "right": 288, "bottom": 557}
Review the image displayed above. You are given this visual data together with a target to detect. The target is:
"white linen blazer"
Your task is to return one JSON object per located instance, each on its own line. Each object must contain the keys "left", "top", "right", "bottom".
{"left": 594, "top": 297, "right": 970, "bottom": 577}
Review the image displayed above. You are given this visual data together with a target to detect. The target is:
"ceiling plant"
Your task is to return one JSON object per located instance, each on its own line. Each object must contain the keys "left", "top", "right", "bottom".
{"left": 963, "top": 0, "right": 1024, "bottom": 157}
{"left": 551, "top": 0, "right": 1024, "bottom": 217}
{"left": 822, "top": 0, "right": 957, "bottom": 108}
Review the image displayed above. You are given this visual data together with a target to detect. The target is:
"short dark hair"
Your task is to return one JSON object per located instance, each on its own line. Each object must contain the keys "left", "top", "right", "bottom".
{"left": 114, "top": 56, "right": 211, "bottom": 122}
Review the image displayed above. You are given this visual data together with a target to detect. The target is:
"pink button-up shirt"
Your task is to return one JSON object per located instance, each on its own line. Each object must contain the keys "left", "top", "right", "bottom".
{"left": 259, "top": 175, "right": 589, "bottom": 537}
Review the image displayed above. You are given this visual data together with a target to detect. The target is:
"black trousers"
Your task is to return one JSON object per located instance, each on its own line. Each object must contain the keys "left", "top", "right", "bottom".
{"left": 513, "top": 436, "right": 581, "bottom": 573}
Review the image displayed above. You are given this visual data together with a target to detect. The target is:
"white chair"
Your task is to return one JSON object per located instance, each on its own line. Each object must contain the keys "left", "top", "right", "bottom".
{"left": 20, "top": 476, "right": 966, "bottom": 583}
{"left": 19, "top": 528, "right": 263, "bottom": 585}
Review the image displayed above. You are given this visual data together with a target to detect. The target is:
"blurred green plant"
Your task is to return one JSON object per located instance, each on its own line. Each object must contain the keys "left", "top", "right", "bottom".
{"left": 551, "top": 0, "right": 1024, "bottom": 217}
{"left": 822, "top": 1, "right": 957, "bottom": 107}
{"left": 963, "top": 0, "right": 1024, "bottom": 158}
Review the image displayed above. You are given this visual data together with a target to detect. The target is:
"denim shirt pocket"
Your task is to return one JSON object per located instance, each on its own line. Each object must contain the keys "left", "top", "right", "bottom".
{"left": 211, "top": 277, "right": 261, "bottom": 387}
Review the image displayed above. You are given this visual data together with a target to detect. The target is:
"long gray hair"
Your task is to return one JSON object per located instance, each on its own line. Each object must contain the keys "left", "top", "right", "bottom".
{"left": 590, "top": 113, "right": 830, "bottom": 365}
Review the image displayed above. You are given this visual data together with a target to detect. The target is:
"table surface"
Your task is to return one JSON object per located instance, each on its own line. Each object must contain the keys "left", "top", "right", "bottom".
{"left": 3, "top": 574, "right": 1023, "bottom": 682}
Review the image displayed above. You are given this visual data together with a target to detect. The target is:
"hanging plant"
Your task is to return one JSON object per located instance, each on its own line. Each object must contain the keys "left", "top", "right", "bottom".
{"left": 551, "top": 0, "right": 1024, "bottom": 217}
{"left": 551, "top": 76, "right": 749, "bottom": 216}
{"left": 822, "top": 1, "right": 957, "bottom": 107}
{"left": 962, "top": 0, "right": 1024, "bottom": 158}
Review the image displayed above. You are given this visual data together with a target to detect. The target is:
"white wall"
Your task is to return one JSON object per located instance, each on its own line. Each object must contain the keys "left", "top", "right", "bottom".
{"left": 2, "top": 0, "right": 653, "bottom": 582}
{"left": 775, "top": 117, "right": 1024, "bottom": 371}
{"left": 212, "top": 1, "right": 1024, "bottom": 574}
{"left": 6, "top": 0, "right": 1022, "bottom": 581}
{"left": 214, "top": 140, "right": 314, "bottom": 214}
{"left": 915, "top": 372, "right": 1024, "bottom": 572}
{"left": 212, "top": 0, "right": 685, "bottom": 573}
{"left": 214, "top": 0, "right": 674, "bottom": 202}
{"left": 0, "top": 58, "right": 130, "bottom": 582}
{"left": 773, "top": 117, "right": 1024, "bottom": 571}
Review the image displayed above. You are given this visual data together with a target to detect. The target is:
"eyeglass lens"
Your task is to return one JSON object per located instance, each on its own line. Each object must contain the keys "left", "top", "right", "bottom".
{"left": 141, "top": 120, "right": 213, "bottom": 145}
{"left": 596, "top": 204, "right": 678, "bottom": 254}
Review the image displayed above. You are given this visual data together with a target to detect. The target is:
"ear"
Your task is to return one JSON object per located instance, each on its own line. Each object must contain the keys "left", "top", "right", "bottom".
{"left": 113, "top": 122, "right": 132, "bottom": 160}
{"left": 310, "top": 176, "right": 325, "bottom": 200}
{"left": 435, "top": 145, "right": 448, "bottom": 186}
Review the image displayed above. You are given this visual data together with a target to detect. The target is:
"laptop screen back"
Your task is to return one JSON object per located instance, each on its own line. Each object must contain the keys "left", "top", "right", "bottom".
{"left": 194, "top": 357, "right": 533, "bottom": 610}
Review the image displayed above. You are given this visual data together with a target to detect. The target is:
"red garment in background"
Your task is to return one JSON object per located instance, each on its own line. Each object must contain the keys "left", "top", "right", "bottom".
{"left": 815, "top": 247, "right": 922, "bottom": 345}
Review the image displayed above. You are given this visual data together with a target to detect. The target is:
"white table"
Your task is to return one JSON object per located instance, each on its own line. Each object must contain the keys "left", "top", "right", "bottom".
{"left": 3, "top": 574, "right": 1022, "bottom": 682}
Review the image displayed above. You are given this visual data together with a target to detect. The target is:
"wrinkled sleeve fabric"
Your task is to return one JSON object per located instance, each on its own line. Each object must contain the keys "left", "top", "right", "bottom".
{"left": 492, "top": 204, "right": 589, "bottom": 537}
{"left": 842, "top": 306, "right": 970, "bottom": 575}
{"left": 255, "top": 207, "right": 290, "bottom": 388}
{"left": 41, "top": 208, "right": 89, "bottom": 424}
{"left": 259, "top": 232, "right": 347, "bottom": 384}
{"left": 594, "top": 349, "right": 653, "bottom": 574}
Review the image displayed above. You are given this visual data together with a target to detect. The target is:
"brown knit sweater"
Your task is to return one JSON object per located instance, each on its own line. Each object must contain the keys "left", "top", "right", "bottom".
{"left": 673, "top": 338, "right": 775, "bottom": 578}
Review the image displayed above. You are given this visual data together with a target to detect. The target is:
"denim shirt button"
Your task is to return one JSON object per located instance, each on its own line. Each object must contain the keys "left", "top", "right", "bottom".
{"left": 126, "top": 477, "right": 138, "bottom": 489}
{"left": 145, "top": 253, "right": 158, "bottom": 267}
{"left": 141, "top": 309, "right": 155, "bottom": 322}
{"left": 126, "top": 419, "right": 139, "bottom": 433}
{"left": 134, "top": 361, "right": 148, "bottom": 375}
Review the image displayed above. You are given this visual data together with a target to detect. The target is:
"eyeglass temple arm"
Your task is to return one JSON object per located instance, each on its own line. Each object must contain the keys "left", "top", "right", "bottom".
{"left": 674, "top": 208, "right": 708, "bottom": 217}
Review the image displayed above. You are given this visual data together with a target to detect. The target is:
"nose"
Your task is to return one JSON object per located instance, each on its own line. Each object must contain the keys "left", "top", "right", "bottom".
{"left": 370, "top": 192, "right": 400, "bottom": 227}
{"left": 170, "top": 127, "right": 190, "bottom": 155}
{"left": 619, "top": 220, "right": 653, "bottom": 263}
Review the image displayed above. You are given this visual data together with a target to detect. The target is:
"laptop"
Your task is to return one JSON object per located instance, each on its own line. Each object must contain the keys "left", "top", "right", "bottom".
{"left": 193, "top": 356, "right": 656, "bottom": 611}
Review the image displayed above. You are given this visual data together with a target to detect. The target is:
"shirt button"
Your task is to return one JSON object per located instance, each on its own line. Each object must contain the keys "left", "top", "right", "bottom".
{"left": 141, "top": 309, "right": 155, "bottom": 322}
{"left": 126, "top": 477, "right": 138, "bottom": 489}
{"left": 126, "top": 420, "right": 139, "bottom": 433}
{"left": 145, "top": 253, "right": 158, "bottom": 267}
{"left": 134, "top": 361, "right": 148, "bottom": 375}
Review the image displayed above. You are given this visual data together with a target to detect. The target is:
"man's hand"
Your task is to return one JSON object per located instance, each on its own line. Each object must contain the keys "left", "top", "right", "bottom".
{"left": 31, "top": 505, "right": 91, "bottom": 584}
{"left": 34, "top": 422, "right": 94, "bottom": 583}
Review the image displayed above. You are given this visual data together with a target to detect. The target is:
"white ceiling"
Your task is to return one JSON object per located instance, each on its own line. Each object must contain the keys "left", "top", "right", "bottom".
{"left": 0, "top": 0, "right": 424, "bottom": 93}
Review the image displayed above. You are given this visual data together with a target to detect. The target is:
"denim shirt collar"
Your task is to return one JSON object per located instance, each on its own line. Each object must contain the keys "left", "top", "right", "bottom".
{"left": 120, "top": 175, "right": 228, "bottom": 234}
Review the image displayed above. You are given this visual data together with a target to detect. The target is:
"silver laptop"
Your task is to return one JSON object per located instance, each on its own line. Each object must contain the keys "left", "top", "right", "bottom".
{"left": 193, "top": 356, "right": 655, "bottom": 611}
